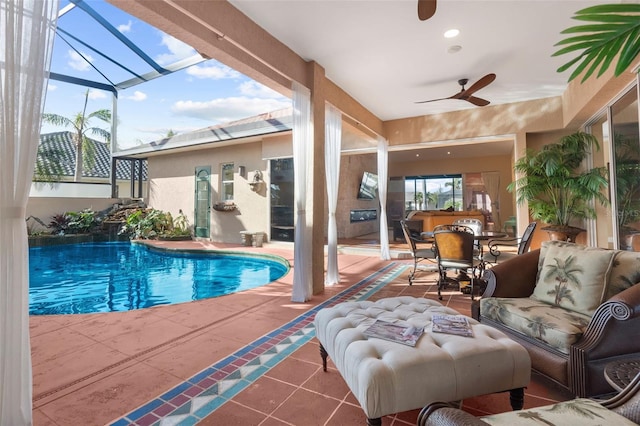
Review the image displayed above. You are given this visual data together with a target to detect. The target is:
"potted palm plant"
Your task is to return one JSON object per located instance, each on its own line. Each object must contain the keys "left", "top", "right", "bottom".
{"left": 507, "top": 131, "right": 609, "bottom": 242}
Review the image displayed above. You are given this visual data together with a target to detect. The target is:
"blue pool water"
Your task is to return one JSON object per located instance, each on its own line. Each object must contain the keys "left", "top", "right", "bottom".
{"left": 29, "top": 242, "right": 289, "bottom": 315}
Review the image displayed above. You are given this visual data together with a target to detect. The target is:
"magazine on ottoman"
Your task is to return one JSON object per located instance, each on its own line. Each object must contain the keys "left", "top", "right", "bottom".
{"left": 363, "top": 320, "right": 424, "bottom": 347}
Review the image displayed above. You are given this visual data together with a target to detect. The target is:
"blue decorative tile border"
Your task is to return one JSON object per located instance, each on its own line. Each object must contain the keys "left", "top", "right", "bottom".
{"left": 109, "top": 262, "right": 407, "bottom": 426}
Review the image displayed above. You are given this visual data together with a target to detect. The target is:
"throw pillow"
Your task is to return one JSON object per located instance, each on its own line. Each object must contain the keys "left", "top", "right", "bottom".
{"left": 605, "top": 250, "right": 640, "bottom": 300}
{"left": 531, "top": 242, "right": 615, "bottom": 316}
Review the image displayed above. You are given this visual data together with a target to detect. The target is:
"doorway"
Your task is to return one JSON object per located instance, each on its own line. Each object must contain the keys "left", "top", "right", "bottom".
{"left": 270, "top": 158, "right": 294, "bottom": 241}
{"left": 194, "top": 166, "right": 211, "bottom": 238}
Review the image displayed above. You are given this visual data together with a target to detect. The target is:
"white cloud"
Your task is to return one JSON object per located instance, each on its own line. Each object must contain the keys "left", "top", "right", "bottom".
{"left": 118, "top": 20, "right": 133, "bottom": 33}
{"left": 171, "top": 96, "right": 291, "bottom": 123}
{"left": 88, "top": 90, "right": 107, "bottom": 100}
{"left": 126, "top": 91, "right": 147, "bottom": 101}
{"left": 155, "top": 34, "right": 196, "bottom": 65}
{"left": 238, "top": 81, "right": 285, "bottom": 99}
{"left": 47, "top": 83, "right": 57, "bottom": 91}
{"left": 68, "top": 50, "right": 93, "bottom": 71}
{"left": 186, "top": 63, "right": 241, "bottom": 80}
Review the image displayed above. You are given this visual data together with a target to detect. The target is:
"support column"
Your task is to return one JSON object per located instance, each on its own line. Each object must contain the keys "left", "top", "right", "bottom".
{"left": 308, "top": 61, "right": 326, "bottom": 295}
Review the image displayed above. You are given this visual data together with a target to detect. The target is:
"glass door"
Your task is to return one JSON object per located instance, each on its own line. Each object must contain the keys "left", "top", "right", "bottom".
{"left": 270, "top": 158, "right": 294, "bottom": 241}
{"left": 611, "top": 88, "right": 640, "bottom": 249}
{"left": 194, "top": 166, "right": 211, "bottom": 238}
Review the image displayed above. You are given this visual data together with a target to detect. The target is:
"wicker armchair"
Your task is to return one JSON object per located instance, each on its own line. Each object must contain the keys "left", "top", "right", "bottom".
{"left": 417, "top": 372, "right": 640, "bottom": 425}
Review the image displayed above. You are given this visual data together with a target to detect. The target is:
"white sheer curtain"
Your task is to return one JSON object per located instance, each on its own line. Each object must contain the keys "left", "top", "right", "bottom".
{"left": 481, "top": 171, "right": 501, "bottom": 230}
{"left": 463, "top": 173, "right": 474, "bottom": 210}
{"left": 377, "top": 136, "right": 390, "bottom": 260}
{"left": 324, "top": 104, "right": 341, "bottom": 285}
{"left": 291, "top": 82, "right": 312, "bottom": 302}
{"left": 1, "top": 0, "right": 58, "bottom": 424}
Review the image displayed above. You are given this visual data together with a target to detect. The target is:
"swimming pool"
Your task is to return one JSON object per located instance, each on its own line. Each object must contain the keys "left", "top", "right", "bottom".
{"left": 29, "top": 242, "right": 289, "bottom": 315}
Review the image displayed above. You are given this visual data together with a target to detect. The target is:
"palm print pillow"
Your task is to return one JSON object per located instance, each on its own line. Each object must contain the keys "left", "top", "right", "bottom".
{"left": 531, "top": 243, "right": 615, "bottom": 316}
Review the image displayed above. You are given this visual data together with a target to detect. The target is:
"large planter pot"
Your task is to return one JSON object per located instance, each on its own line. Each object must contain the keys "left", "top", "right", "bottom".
{"left": 541, "top": 225, "right": 584, "bottom": 243}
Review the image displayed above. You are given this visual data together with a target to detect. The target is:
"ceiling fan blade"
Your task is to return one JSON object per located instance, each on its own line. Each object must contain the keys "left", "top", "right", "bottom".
{"left": 417, "top": 0, "right": 436, "bottom": 21}
{"left": 415, "top": 96, "right": 448, "bottom": 104}
{"left": 466, "top": 96, "right": 490, "bottom": 107}
{"left": 461, "top": 73, "right": 496, "bottom": 97}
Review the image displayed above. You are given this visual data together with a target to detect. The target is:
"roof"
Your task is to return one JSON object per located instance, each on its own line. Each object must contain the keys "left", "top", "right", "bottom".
{"left": 38, "top": 131, "right": 148, "bottom": 180}
{"left": 117, "top": 107, "right": 293, "bottom": 157}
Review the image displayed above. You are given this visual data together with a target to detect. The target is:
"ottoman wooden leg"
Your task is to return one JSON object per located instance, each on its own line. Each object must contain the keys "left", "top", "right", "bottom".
{"left": 367, "top": 417, "right": 381, "bottom": 426}
{"left": 319, "top": 343, "right": 328, "bottom": 372}
{"left": 509, "top": 387, "right": 525, "bottom": 410}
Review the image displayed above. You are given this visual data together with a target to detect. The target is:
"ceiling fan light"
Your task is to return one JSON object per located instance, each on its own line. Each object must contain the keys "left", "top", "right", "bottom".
{"left": 444, "top": 29, "right": 459, "bottom": 38}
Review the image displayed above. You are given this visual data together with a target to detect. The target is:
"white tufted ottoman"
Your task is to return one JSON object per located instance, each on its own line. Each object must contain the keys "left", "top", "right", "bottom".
{"left": 314, "top": 296, "right": 531, "bottom": 425}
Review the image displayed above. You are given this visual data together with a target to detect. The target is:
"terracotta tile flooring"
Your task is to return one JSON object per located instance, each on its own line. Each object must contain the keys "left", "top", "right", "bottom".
{"left": 30, "top": 239, "right": 573, "bottom": 426}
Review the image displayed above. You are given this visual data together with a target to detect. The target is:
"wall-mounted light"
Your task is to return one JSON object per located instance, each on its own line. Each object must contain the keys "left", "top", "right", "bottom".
{"left": 238, "top": 165, "right": 246, "bottom": 178}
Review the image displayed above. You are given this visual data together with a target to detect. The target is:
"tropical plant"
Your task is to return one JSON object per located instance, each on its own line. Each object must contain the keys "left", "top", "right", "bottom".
{"left": 169, "top": 210, "right": 192, "bottom": 237}
{"left": 41, "top": 89, "right": 111, "bottom": 181}
{"left": 507, "top": 131, "right": 609, "bottom": 232}
{"left": 553, "top": 4, "right": 640, "bottom": 82}
{"left": 414, "top": 192, "right": 424, "bottom": 209}
{"left": 118, "top": 208, "right": 173, "bottom": 239}
{"left": 66, "top": 209, "right": 101, "bottom": 234}
{"left": 48, "top": 213, "right": 71, "bottom": 235}
{"left": 425, "top": 191, "right": 438, "bottom": 209}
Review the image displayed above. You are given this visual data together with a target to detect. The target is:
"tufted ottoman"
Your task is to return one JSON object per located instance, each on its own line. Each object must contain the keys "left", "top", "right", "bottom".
{"left": 314, "top": 296, "right": 531, "bottom": 426}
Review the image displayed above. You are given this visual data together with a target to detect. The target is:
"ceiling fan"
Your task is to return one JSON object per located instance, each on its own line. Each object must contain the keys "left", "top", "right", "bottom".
{"left": 416, "top": 73, "right": 497, "bottom": 107}
{"left": 418, "top": 0, "right": 437, "bottom": 20}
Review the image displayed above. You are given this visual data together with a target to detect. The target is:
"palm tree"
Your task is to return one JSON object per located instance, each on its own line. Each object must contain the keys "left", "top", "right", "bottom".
{"left": 554, "top": 4, "right": 640, "bottom": 83}
{"left": 41, "top": 89, "right": 111, "bottom": 181}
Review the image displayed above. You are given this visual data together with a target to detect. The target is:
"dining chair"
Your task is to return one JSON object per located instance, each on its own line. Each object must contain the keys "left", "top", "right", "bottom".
{"left": 452, "top": 217, "right": 483, "bottom": 253}
{"left": 400, "top": 220, "right": 437, "bottom": 285}
{"left": 482, "top": 222, "right": 537, "bottom": 264}
{"left": 433, "top": 224, "right": 483, "bottom": 300}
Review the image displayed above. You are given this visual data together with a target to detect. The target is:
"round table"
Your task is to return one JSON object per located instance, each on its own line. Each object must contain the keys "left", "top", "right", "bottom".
{"left": 604, "top": 359, "right": 640, "bottom": 392}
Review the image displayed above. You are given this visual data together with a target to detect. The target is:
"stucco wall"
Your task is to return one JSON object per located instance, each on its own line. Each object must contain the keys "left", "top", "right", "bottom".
{"left": 148, "top": 141, "right": 269, "bottom": 244}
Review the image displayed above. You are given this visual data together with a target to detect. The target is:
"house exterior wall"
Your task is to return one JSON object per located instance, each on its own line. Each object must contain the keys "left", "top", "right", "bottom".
{"left": 148, "top": 141, "right": 269, "bottom": 243}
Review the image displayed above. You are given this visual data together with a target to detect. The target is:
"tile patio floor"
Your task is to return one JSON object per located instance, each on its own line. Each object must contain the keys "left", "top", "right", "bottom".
{"left": 30, "top": 239, "right": 572, "bottom": 425}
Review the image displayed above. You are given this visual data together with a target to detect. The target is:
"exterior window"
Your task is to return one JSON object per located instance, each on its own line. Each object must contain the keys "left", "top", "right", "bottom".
{"left": 221, "top": 163, "right": 234, "bottom": 201}
{"left": 405, "top": 174, "right": 463, "bottom": 211}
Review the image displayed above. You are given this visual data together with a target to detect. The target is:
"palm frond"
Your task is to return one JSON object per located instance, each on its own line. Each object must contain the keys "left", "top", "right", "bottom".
{"left": 553, "top": 4, "right": 640, "bottom": 82}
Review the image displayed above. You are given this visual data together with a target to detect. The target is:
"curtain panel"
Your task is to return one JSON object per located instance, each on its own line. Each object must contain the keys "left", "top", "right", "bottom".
{"left": 377, "top": 136, "right": 390, "bottom": 260}
{"left": 1, "top": 0, "right": 59, "bottom": 423}
{"left": 481, "top": 171, "right": 501, "bottom": 230}
{"left": 324, "top": 104, "right": 342, "bottom": 285}
{"left": 291, "top": 82, "right": 312, "bottom": 302}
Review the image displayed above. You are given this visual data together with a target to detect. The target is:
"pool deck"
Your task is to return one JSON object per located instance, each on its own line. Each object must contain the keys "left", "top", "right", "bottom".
{"left": 30, "top": 239, "right": 572, "bottom": 425}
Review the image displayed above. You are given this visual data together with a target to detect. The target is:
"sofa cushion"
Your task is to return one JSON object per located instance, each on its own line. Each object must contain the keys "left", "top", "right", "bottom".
{"left": 481, "top": 397, "right": 637, "bottom": 426}
{"left": 606, "top": 250, "right": 640, "bottom": 300}
{"left": 480, "top": 297, "right": 590, "bottom": 354}
{"left": 531, "top": 241, "right": 614, "bottom": 316}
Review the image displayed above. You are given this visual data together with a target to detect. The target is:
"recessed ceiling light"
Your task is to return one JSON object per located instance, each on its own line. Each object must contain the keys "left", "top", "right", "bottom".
{"left": 447, "top": 45, "right": 462, "bottom": 54}
{"left": 444, "top": 29, "right": 460, "bottom": 38}
{"left": 416, "top": 153, "right": 420, "bottom": 157}
{"left": 447, "top": 151, "right": 451, "bottom": 155}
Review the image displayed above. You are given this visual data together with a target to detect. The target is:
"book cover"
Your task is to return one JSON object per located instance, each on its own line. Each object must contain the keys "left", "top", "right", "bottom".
{"left": 431, "top": 314, "right": 474, "bottom": 337}
{"left": 363, "top": 320, "right": 424, "bottom": 347}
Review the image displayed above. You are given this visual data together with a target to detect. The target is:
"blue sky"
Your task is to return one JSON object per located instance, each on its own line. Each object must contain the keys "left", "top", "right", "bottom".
{"left": 41, "top": 0, "right": 291, "bottom": 151}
